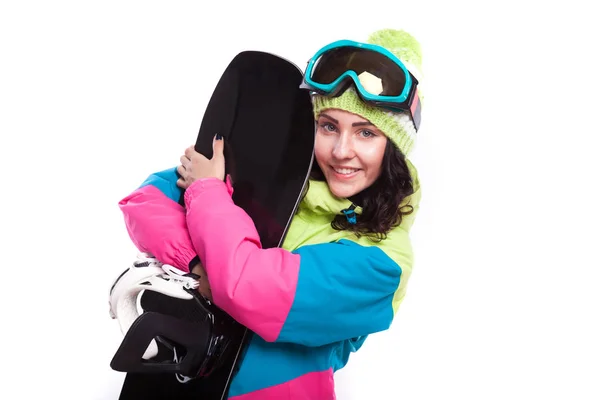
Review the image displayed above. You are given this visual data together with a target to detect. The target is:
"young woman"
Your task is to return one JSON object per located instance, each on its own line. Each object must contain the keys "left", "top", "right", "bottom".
{"left": 119, "top": 28, "right": 424, "bottom": 399}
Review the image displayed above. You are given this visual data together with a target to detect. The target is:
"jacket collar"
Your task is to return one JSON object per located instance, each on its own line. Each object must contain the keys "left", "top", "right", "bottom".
{"left": 299, "top": 179, "right": 364, "bottom": 218}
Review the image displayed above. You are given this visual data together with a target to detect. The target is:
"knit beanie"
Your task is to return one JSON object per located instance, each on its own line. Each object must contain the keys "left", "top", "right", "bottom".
{"left": 311, "top": 29, "right": 423, "bottom": 156}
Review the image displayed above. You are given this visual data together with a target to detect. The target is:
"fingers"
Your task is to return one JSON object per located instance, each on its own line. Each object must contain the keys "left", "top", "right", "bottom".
{"left": 176, "top": 160, "right": 188, "bottom": 189}
{"left": 179, "top": 155, "right": 190, "bottom": 169}
{"left": 212, "top": 134, "right": 224, "bottom": 159}
{"left": 179, "top": 138, "right": 225, "bottom": 183}
{"left": 184, "top": 145, "right": 196, "bottom": 159}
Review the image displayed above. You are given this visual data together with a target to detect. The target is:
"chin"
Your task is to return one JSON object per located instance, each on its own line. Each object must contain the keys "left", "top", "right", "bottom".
{"left": 327, "top": 182, "right": 361, "bottom": 199}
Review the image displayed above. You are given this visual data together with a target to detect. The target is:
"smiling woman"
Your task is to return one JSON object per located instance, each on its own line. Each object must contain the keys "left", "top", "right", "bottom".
{"left": 310, "top": 107, "right": 417, "bottom": 240}
{"left": 118, "top": 28, "right": 425, "bottom": 399}
{"left": 314, "top": 110, "right": 388, "bottom": 198}
{"left": 308, "top": 108, "right": 417, "bottom": 241}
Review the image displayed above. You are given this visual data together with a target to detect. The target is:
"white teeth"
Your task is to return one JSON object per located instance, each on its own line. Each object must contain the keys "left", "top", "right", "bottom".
{"left": 333, "top": 168, "right": 358, "bottom": 175}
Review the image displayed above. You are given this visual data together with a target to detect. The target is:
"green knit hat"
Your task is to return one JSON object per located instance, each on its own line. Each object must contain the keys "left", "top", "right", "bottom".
{"left": 311, "top": 29, "right": 423, "bottom": 156}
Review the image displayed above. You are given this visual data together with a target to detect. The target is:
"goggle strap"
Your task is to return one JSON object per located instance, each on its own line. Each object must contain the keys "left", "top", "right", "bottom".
{"left": 410, "top": 92, "right": 421, "bottom": 132}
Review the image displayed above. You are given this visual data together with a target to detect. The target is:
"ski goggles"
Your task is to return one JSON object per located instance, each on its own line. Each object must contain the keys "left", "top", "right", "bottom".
{"left": 300, "top": 40, "right": 422, "bottom": 131}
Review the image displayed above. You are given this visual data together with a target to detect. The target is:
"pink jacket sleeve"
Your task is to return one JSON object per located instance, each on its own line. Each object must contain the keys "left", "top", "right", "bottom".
{"left": 118, "top": 168, "right": 198, "bottom": 272}
{"left": 184, "top": 178, "right": 301, "bottom": 341}
{"left": 182, "top": 178, "right": 405, "bottom": 348}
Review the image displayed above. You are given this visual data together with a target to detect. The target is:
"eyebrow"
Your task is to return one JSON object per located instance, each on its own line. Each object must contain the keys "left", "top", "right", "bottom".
{"left": 319, "top": 113, "right": 375, "bottom": 127}
{"left": 320, "top": 113, "right": 339, "bottom": 124}
{"left": 351, "top": 121, "right": 375, "bottom": 127}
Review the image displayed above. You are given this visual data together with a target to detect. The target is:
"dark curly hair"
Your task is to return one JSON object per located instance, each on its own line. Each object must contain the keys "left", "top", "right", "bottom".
{"left": 309, "top": 139, "right": 415, "bottom": 242}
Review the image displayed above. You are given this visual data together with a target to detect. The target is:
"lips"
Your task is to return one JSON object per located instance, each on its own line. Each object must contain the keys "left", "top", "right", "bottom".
{"left": 333, "top": 167, "right": 359, "bottom": 175}
{"left": 330, "top": 166, "right": 361, "bottom": 179}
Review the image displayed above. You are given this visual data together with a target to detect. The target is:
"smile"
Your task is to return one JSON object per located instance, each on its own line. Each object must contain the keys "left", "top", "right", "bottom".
{"left": 331, "top": 166, "right": 360, "bottom": 178}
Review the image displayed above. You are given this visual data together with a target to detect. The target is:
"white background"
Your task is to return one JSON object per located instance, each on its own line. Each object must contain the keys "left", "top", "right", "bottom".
{"left": 1, "top": 1, "right": 599, "bottom": 399}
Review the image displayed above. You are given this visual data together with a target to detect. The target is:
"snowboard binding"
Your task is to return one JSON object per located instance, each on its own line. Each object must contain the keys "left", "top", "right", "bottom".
{"left": 109, "top": 254, "right": 246, "bottom": 381}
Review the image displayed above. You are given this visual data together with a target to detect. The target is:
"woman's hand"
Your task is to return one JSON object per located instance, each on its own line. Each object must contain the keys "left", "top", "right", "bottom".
{"left": 177, "top": 134, "right": 225, "bottom": 190}
{"left": 190, "top": 261, "right": 213, "bottom": 301}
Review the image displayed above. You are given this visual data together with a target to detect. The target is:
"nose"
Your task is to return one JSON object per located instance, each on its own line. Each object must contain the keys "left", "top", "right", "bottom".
{"left": 332, "top": 132, "right": 355, "bottom": 160}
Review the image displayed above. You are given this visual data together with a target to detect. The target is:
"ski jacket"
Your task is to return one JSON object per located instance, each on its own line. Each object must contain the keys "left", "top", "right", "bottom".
{"left": 118, "top": 161, "right": 420, "bottom": 399}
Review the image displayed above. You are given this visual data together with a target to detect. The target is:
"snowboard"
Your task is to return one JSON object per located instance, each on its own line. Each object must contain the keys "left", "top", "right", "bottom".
{"left": 111, "top": 51, "right": 315, "bottom": 399}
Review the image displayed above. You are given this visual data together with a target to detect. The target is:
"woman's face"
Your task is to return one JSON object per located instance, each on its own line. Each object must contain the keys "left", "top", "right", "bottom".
{"left": 314, "top": 109, "right": 388, "bottom": 199}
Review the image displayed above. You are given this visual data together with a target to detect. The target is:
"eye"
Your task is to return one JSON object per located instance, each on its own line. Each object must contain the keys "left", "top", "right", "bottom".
{"left": 360, "top": 129, "right": 376, "bottom": 138}
{"left": 319, "top": 122, "right": 337, "bottom": 132}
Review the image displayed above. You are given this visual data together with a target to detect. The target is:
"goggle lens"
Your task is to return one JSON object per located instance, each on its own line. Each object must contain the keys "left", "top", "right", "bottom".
{"left": 310, "top": 47, "right": 408, "bottom": 97}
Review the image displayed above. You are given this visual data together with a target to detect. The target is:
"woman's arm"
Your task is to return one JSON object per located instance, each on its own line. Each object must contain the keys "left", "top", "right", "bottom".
{"left": 184, "top": 178, "right": 411, "bottom": 347}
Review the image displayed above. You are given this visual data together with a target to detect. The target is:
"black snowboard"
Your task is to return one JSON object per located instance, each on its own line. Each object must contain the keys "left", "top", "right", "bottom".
{"left": 115, "top": 51, "right": 315, "bottom": 399}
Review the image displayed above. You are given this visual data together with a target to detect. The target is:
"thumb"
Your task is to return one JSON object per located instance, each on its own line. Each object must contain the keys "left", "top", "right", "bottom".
{"left": 212, "top": 134, "right": 225, "bottom": 159}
